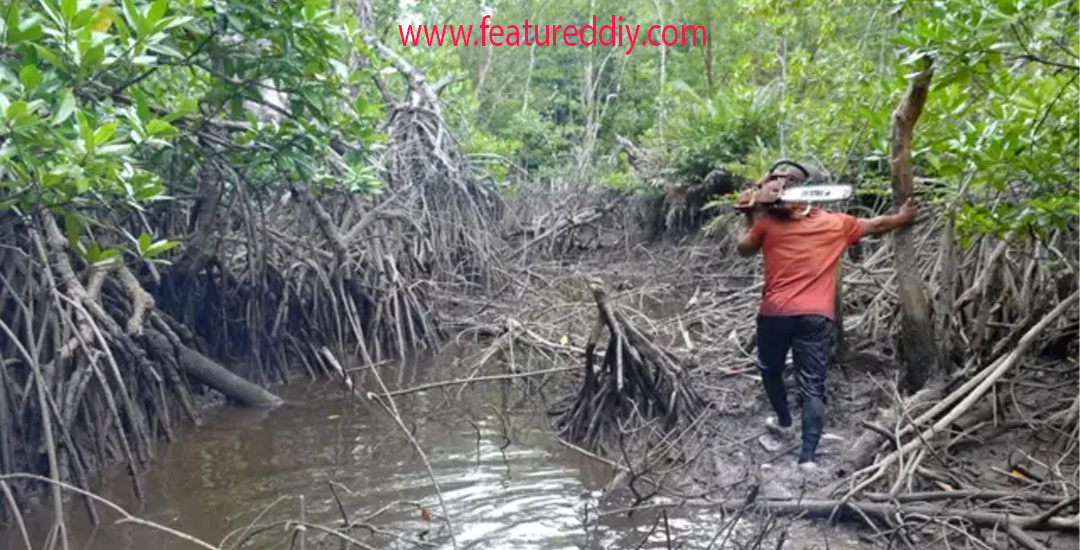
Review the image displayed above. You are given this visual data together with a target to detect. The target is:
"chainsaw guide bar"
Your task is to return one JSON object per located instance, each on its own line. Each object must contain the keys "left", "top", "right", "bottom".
{"left": 780, "top": 184, "right": 853, "bottom": 203}
{"left": 733, "top": 160, "right": 853, "bottom": 212}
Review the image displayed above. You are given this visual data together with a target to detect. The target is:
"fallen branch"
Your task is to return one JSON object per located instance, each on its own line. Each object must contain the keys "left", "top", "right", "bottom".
{"left": 0, "top": 473, "right": 223, "bottom": 550}
{"left": 714, "top": 497, "right": 1078, "bottom": 532}
{"left": 841, "top": 289, "right": 1080, "bottom": 497}
{"left": 384, "top": 366, "right": 577, "bottom": 397}
{"left": 144, "top": 329, "right": 283, "bottom": 408}
{"left": 863, "top": 489, "right": 1073, "bottom": 506}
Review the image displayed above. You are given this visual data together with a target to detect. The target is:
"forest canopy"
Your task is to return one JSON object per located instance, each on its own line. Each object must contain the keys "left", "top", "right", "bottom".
{"left": 0, "top": 0, "right": 384, "bottom": 263}
{"left": 390, "top": 0, "right": 1078, "bottom": 236}
{"left": 2, "top": 0, "right": 1076, "bottom": 249}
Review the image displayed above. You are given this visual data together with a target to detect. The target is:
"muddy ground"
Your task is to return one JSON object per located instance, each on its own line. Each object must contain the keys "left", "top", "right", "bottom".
{"left": 444, "top": 235, "right": 1079, "bottom": 550}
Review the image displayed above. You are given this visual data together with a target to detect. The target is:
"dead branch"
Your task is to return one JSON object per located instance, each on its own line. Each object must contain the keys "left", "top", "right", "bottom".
{"left": 384, "top": 366, "right": 576, "bottom": 397}
{"left": 712, "top": 497, "right": 1078, "bottom": 538}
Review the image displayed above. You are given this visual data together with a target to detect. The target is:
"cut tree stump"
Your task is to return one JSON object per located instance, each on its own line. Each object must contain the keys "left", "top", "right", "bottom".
{"left": 552, "top": 278, "right": 706, "bottom": 454}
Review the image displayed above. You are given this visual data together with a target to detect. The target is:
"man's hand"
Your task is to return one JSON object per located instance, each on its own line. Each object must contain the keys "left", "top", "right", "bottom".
{"left": 897, "top": 199, "right": 917, "bottom": 225}
{"left": 860, "top": 198, "right": 919, "bottom": 236}
{"left": 736, "top": 188, "right": 756, "bottom": 209}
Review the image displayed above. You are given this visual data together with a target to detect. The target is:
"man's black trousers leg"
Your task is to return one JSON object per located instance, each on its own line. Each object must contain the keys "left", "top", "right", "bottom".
{"left": 756, "top": 315, "right": 794, "bottom": 427}
{"left": 791, "top": 314, "right": 834, "bottom": 464}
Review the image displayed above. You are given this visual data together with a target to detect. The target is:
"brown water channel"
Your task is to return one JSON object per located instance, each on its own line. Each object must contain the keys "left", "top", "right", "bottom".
{"left": 5, "top": 352, "right": 863, "bottom": 550}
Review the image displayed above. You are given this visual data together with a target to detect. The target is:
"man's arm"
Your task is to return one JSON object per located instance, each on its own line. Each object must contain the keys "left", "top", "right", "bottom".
{"left": 860, "top": 199, "right": 917, "bottom": 236}
{"left": 734, "top": 187, "right": 768, "bottom": 256}
{"left": 736, "top": 211, "right": 763, "bottom": 256}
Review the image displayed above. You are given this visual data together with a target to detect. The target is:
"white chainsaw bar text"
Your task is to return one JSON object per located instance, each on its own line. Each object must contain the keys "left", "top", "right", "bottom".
{"left": 780, "top": 184, "right": 853, "bottom": 202}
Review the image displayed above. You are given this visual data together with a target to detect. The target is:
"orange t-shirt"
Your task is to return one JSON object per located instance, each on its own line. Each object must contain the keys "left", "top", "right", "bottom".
{"left": 750, "top": 209, "right": 863, "bottom": 321}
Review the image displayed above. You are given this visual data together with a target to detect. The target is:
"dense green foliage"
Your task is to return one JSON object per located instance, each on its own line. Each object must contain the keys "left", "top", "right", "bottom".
{"left": 0, "top": 0, "right": 383, "bottom": 262}
{"left": 393, "top": 0, "right": 1077, "bottom": 237}
{"left": 2, "top": 0, "right": 1077, "bottom": 246}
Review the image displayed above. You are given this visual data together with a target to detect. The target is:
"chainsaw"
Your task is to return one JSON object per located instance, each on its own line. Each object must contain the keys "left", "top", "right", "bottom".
{"left": 734, "top": 160, "right": 853, "bottom": 213}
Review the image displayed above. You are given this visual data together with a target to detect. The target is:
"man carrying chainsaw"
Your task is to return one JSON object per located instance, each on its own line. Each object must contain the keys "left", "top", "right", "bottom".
{"left": 735, "top": 162, "right": 916, "bottom": 473}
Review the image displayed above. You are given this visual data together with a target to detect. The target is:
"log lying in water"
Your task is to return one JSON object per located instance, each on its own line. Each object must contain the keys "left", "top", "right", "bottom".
{"left": 552, "top": 278, "right": 706, "bottom": 454}
{"left": 143, "top": 329, "right": 283, "bottom": 408}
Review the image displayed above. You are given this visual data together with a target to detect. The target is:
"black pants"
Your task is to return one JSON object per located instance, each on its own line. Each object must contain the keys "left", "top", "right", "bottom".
{"left": 756, "top": 314, "right": 834, "bottom": 464}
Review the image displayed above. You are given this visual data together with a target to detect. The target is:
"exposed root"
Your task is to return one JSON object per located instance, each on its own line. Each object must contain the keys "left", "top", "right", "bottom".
{"left": 0, "top": 37, "right": 502, "bottom": 539}
{"left": 615, "top": 134, "right": 745, "bottom": 238}
{"left": 833, "top": 290, "right": 1080, "bottom": 499}
{"left": 552, "top": 278, "right": 706, "bottom": 456}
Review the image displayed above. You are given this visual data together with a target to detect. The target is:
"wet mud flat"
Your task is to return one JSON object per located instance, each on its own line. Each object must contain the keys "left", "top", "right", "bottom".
{"left": 452, "top": 241, "right": 1080, "bottom": 550}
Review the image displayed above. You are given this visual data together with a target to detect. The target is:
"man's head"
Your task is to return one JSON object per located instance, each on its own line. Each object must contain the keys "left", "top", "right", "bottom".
{"left": 754, "top": 167, "right": 803, "bottom": 189}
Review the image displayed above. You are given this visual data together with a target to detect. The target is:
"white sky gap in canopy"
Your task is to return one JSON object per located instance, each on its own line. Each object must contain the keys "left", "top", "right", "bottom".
{"left": 397, "top": 0, "right": 497, "bottom": 27}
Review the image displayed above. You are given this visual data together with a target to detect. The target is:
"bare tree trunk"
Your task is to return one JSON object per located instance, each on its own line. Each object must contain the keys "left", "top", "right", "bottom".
{"left": 476, "top": 25, "right": 494, "bottom": 101}
{"left": 778, "top": 36, "right": 788, "bottom": 157}
{"left": 889, "top": 58, "right": 937, "bottom": 391}
{"left": 937, "top": 210, "right": 957, "bottom": 372}
{"left": 653, "top": 0, "right": 666, "bottom": 144}
{"left": 576, "top": 0, "right": 624, "bottom": 183}
{"left": 578, "top": 56, "right": 596, "bottom": 182}
{"left": 702, "top": 8, "right": 714, "bottom": 93}
{"left": 753, "top": 20, "right": 761, "bottom": 84}
{"left": 355, "top": 0, "right": 373, "bottom": 33}
{"left": 523, "top": 39, "right": 536, "bottom": 112}
{"left": 577, "top": 46, "right": 622, "bottom": 183}
{"left": 350, "top": 0, "right": 382, "bottom": 101}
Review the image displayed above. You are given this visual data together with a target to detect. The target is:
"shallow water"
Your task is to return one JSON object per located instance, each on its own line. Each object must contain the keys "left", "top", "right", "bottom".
{"left": 4, "top": 354, "right": 863, "bottom": 550}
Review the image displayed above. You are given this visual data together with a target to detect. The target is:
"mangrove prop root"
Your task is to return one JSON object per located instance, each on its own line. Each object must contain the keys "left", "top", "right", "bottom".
{"left": 0, "top": 35, "right": 505, "bottom": 529}
{"left": 552, "top": 278, "right": 706, "bottom": 455}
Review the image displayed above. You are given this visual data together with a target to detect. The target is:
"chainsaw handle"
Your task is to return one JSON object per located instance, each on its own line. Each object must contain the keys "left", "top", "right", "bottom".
{"left": 767, "top": 159, "right": 811, "bottom": 182}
